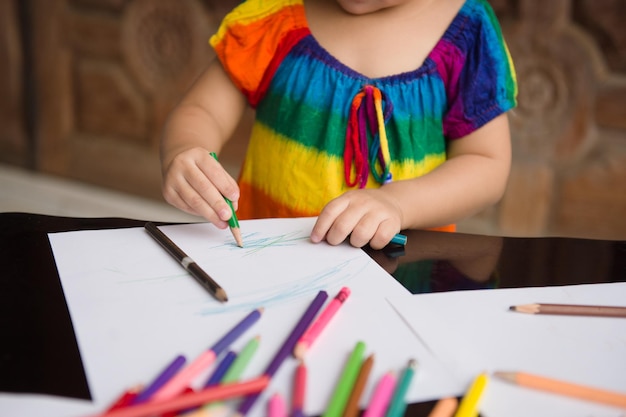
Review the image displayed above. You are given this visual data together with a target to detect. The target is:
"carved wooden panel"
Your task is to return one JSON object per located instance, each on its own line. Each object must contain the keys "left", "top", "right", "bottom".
{"left": 0, "top": 0, "right": 28, "bottom": 166}
{"left": 478, "top": 0, "right": 626, "bottom": 239}
{"left": 29, "top": 0, "right": 248, "bottom": 199}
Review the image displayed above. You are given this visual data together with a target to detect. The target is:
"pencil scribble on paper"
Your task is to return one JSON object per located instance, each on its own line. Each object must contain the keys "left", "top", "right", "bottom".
{"left": 101, "top": 225, "right": 372, "bottom": 317}
{"left": 197, "top": 255, "right": 370, "bottom": 316}
{"left": 213, "top": 230, "right": 309, "bottom": 255}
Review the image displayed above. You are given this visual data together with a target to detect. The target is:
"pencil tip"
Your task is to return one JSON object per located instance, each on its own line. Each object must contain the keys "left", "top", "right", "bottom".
{"left": 231, "top": 227, "right": 244, "bottom": 248}
{"left": 493, "top": 371, "right": 515, "bottom": 383}
{"left": 293, "top": 343, "right": 306, "bottom": 360}
{"left": 216, "top": 288, "right": 228, "bottom": 303}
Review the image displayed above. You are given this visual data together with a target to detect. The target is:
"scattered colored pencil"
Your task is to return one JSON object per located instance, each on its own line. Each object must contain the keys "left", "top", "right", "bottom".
{"left": 453, "top": 372, "right": 488, "bottom": 417}
{"left": 362, "top": 371, "right": 397, "bottom": 417}
{"left": 203, "top": 351, "right": 237, "bottom": 388}
{"left": 292, "top": 360, "right": 308, "bottom": 417}
{"left": 426, "top": 398, "right": 458, "bottom": 417}
{"left": 235, "top": 291, "right": 328, "bottom": 417}
{"left": 494, "top": 371, "right": 626, "bottom": 409}
{"left": 131, "top": 355, "right": 186, "bottom": 404}
{"left": 107, "top": 385, "right": 143, "bottom": 411}
{"left": 268, "top": 392, "right": 288, "bottom": 417}
{"left": 151, "top": 308, "right": 263, "bottom": 401}
{"left": 294, "top": 287, "right": 351, "bottom": 359}
{"left": 343, "top": 353, "right": 375, "bottom": 417}
{"left": 90, "top": 376, "right": 270, "bottom": 417}
{"left": 322, "top": 341, "right": 367, "bottom": 417}
{"left": 385, "top": 359, "right": 417, "bottom": 417}
{"left": 509, "top": 303, "right": 626, "bottom": 318}
{"left": 185, "top": 336, "right": 262, "bottom": 415}
{"left": 222, "top": 335, "right": 261, "bottom": 384}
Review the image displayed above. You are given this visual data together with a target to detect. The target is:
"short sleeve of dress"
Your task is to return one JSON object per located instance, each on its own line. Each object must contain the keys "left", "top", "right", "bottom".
{"left": 438, "top": 0, "right": 518, "bottom": 140}
{"left": 209, "top": 0, "right": 309, "bottom": 107}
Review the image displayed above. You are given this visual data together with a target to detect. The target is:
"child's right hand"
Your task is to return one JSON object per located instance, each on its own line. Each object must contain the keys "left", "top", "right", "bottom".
{"left": 162, "top": 147, "right": 240, "bottom": 229}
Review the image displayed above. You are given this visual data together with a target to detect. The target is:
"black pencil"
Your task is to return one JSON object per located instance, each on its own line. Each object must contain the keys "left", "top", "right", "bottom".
{"left": 144, "top": 222, "right": 228, "bottom": 302}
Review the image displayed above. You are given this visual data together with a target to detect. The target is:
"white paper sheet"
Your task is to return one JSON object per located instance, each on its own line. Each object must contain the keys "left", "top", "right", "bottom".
{"left": 0, "top": 217, "right": 453, "bottom": 417}
{"left": 389, "top": 283, "right": 626, "bottom": 417}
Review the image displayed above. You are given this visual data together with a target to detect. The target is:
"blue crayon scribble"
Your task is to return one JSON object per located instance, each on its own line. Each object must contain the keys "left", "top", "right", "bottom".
{"left": 213, "top": 230, "right": 309, "bottom": 256}
{"left": 197, "top": 255, "right": 370, "bottom": 316}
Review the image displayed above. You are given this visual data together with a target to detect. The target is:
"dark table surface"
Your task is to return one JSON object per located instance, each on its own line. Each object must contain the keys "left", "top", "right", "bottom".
{"left": 1, "top": 212, "right": 624, "bottom": 415}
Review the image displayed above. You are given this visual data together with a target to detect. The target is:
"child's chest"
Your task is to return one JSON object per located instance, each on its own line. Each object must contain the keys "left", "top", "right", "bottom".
{"left": 304, "top": 0, "right": 464, "bottom": 79}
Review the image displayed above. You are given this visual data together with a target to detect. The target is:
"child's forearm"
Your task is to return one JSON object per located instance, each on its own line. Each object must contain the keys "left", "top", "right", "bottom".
{"left": 160, "top": 59, "right": 248, "bottom": 173}
{"left": 382, "top": 151, "right": 510, "bottom": 230}
{"left": 160, "top": 104, "right": 227, "bottom": 172}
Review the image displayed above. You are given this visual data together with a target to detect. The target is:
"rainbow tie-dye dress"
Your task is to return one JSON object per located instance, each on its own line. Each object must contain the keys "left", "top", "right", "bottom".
{"left": 209, "top": 0, "right": 517, "bottom": 223}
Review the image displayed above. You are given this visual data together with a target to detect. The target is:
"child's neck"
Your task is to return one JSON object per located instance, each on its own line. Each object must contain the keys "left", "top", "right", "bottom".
{"left": 305, "top": 0, "right": 465, "bottom": 79}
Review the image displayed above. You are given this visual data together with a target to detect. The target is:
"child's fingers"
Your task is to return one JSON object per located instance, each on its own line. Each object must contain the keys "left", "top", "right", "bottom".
{"left": 310, "top": 198, "right": 348, "bottom": 244}
{"left": 175, "top": 180, "right": 228, "bottom": 228}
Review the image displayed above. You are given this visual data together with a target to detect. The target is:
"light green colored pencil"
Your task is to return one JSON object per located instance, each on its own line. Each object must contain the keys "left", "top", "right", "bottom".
{"left": 322, "top": 341, "right": 367, "bottom": 417}
{"left": 222, "top": 335, "right": 261, "bottom": 383}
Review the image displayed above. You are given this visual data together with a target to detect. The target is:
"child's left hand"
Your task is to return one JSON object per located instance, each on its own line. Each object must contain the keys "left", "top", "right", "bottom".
{"left": 310, "top": 188, "right": 403, "bottom": 249}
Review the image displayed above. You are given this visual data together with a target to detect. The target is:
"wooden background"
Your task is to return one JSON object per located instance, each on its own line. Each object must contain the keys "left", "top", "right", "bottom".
{"left": 1, "top": 0, "right": 625, "bottom": 239}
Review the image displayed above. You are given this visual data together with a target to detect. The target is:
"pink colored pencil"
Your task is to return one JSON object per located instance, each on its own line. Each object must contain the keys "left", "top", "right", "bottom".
{"left": 268, "top": 392, "right": 288, "bottom": 417}
{"left": 362, "top": 372, "right": 397, "bottom": 417}
{"left": 294, "top": 287, "right": 351, "bottom": 359}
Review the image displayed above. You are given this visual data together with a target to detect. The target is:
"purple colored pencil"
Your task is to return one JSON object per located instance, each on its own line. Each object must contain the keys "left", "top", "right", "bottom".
{"left": 236, "top": 290, "right": 328, "bottom": 416}
{"left": 131, "top": 354, "right": 186, "bottom": 404}
{"left": 211, "top": 308, "right": 263, "bottom": 356}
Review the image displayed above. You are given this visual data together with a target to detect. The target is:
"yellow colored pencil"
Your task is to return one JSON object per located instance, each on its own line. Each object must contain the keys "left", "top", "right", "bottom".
{"left": 453, "top": 372, "right": 488, "bottom": 417}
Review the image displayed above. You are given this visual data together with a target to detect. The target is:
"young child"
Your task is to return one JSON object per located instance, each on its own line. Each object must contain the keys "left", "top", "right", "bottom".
{"left": 160, "top": 0, "right": 517, "bottom": 249}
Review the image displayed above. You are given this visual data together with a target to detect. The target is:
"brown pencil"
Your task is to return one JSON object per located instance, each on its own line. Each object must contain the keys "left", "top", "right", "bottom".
{"left": 494, "top": 371, "right": 626, "bottom": 409}
{"left": 144, "top": 222, "right": 228, "bottom": 302}
{"left": 343, "top": 353, "right": 375, "bottom": 417}
{"left": 509, "top": 303, "right": 626, "bottom": 318}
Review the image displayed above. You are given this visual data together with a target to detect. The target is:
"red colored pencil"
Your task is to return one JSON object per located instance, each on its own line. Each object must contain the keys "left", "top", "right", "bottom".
{"left": 292, "top": 360, "right": 307, "bottom": 417}
{"left": 88, "top": 376, "right": 270, "bottom": 417}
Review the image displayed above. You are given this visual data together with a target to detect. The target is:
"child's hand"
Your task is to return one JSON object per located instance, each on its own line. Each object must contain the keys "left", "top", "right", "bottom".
{"left": 162, "top": 147, "right": 240, "bottom": 229}
{"left": 310, "top": 188, "right": 403, "bottom": 249}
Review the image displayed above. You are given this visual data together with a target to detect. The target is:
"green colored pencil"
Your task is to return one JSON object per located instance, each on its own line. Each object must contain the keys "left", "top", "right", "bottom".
{"left": 322, "top": 341, "right": 367, "bottom": 417}
{"left": 222, "top": 335, "right": 261, "bottom": 383}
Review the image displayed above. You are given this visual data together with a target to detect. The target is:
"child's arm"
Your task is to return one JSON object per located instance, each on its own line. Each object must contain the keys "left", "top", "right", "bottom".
{"left": 311, "top": 113, "right": 512, "bottom": 249}
{"left": 160, "top": 59, "right": 247, "bottom": 228}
